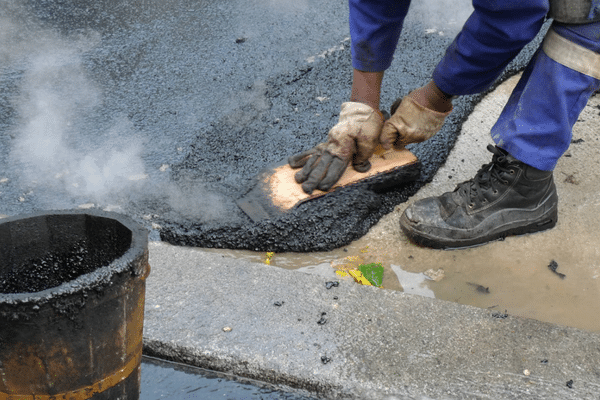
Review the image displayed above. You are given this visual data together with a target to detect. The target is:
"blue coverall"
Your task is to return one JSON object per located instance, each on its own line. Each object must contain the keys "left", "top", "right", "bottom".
{"left": 349, "top": 0, "right": 600, "bottom": 171}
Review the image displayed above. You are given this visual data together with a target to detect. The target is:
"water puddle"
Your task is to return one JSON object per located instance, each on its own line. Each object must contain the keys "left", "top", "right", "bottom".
{"left": 140, "top": 356, "right": 319, "bottom": 399}
{"left": 203, "top": 77, "right": 600, "bottom": 334}
{"left": 389, "top": 264, "right": 435, "bottom": 298}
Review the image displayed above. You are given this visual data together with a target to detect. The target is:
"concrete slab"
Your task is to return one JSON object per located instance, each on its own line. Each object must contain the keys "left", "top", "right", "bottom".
{"left": 144, "top": 242, "right": 600, "bottom": 399}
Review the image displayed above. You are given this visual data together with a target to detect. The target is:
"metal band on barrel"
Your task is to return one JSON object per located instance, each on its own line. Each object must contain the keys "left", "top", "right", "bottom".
{"left": 543, "top": 28, "right": 600, "bottom": 80}
{"left": 0, "top": 346, "right": 142, "bottom": 400}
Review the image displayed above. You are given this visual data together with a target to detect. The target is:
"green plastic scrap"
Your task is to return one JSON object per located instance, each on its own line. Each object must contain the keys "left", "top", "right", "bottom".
{"left": 358, "top": 262, "right": 384, "bottom": 287}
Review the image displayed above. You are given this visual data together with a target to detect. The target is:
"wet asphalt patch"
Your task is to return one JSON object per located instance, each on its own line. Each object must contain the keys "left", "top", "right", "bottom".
{"left": 156, "top": 49, "right": 538, "bottom": 252}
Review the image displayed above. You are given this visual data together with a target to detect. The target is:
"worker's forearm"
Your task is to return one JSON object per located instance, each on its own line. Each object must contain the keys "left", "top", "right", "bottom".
{"left": 350, "top": 69, "right": 384, "bottom": 110}
{"left": 410, "top": 80, "right": 453, "bottom": 113}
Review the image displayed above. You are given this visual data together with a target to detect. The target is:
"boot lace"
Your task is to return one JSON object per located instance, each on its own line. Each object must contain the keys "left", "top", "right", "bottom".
{"left": 457, "top": 145, "right": 515, "bottom": 207}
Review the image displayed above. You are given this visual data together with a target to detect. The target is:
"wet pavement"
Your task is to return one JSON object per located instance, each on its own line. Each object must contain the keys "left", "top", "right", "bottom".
{"left": 141, "top": 356, "right": 319, "bottom": 399}
{"left": 145, "top": 241, "right": 600, "bottom": 399}
{"left": 3, "top": 0, "right": 600, "bottom": 399}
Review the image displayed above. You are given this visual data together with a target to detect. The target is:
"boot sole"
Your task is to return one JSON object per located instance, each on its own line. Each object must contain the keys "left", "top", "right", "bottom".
{"left": 400, "top": 195, "right": 559, "bottom": 250}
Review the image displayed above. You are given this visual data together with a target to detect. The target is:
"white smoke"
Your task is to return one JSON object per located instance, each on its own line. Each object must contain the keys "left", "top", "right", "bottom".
{"left": 1, "top": 4, "right": 240, "bottom": 225}
{"left": 411, "top": 0, "right": 474, "bottom": 35}
{"left": 224, "top": 79, "right": 271, "bottom": 126}
{"left": 5, "top": 9, "right": 147, "bottom": 206}
{"left": 162, "top": 179, "right": 230, "bottom": 222}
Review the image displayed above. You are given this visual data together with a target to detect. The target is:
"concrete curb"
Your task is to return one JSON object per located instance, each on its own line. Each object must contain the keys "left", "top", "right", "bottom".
{"left": 143, "top": 242, "right": 600, "bottom": 399}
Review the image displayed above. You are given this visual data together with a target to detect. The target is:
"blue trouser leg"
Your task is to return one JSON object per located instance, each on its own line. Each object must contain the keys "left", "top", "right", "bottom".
{"left": 349, "top": 0, "right": 411, "bottom": 72}
{"left": 491, "top": 22, "right": 600, "bottom": 171}
{"left": 350, "top": 0, "right": 549, "bottom": 81}
{"left": 433, "top": 0, "right": 549, "bottom": 95}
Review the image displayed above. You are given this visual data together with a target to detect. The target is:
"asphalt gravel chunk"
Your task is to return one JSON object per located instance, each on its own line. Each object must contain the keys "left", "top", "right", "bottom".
{"left": 0, "top": 1, "right": 549, "bottom": 252}
{"left": 0, "top": 240, "right": 103, "bottom": 294}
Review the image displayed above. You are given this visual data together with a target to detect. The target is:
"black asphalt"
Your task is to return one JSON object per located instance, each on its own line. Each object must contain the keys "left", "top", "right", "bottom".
{"left": 0, "top": 0, "right": 546, "bottom": 251}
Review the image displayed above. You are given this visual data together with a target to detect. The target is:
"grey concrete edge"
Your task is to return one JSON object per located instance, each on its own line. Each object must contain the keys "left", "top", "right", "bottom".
{"left": 142, "top": 242, "right": 600, "bottom": 400}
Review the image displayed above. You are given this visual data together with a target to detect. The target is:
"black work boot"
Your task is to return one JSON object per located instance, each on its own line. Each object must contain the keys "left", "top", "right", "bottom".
{"left": 400, "top": 145, "right": 558, "bottom": 249}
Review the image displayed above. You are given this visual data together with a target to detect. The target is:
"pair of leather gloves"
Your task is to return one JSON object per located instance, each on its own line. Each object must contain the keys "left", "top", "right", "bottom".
{"left": 289, "top": 82, "right": 453, "bottom": 194}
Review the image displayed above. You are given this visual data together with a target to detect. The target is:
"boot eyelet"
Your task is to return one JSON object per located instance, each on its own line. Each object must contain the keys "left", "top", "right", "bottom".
{"left": 509, "top": 169, "right": 515, "bottom": 174}
{"left": 468, "top": 203, "right": 475, "bottom": 209}
{"left": 493, "top": 190, "right": 498, "bottom": 194}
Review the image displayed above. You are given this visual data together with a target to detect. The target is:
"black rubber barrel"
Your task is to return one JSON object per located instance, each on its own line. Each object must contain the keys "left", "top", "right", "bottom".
{"left": 0, "top": 210, "right": 149, "bottom": 400}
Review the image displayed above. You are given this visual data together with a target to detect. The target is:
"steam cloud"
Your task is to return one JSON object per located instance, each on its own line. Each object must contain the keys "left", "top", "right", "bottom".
{"left": 1, "top": 4, "right": 235, "bottom": 225}
{"left": 412, "top": 0, "right": 474, "bottom": 34}
{"left": 4, "top": 14, "right": 146, "bottom": 209}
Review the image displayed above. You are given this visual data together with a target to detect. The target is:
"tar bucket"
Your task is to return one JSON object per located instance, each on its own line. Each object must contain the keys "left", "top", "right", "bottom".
{"left": 0, "top": 209, "right": 150, "bottom": 400}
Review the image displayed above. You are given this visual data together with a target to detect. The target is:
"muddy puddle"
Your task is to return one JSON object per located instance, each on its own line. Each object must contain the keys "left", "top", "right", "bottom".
{"left": 204, "top": 75, "right": 600, "bottom": 334}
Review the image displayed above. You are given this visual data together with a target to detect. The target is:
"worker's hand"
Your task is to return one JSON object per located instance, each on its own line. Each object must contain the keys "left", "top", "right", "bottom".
{"left": 380, "top": 81, "right": 453, "bottom": 150}
{"left": 288, "top": 102, "right": 384, "bottom": 194}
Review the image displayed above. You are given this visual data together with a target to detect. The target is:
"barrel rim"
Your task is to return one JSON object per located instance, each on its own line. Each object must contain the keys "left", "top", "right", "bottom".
{"left": 0, "top": 209, "right": 148, "bottom": 303}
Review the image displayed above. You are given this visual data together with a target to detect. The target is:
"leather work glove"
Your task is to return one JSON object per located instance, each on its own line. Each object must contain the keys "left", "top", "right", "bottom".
{"left": 380, "top": 82, "right": 453, "bottom": 150}
{"left": 288, "top": 102, "right": 384, "bottom": 194}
